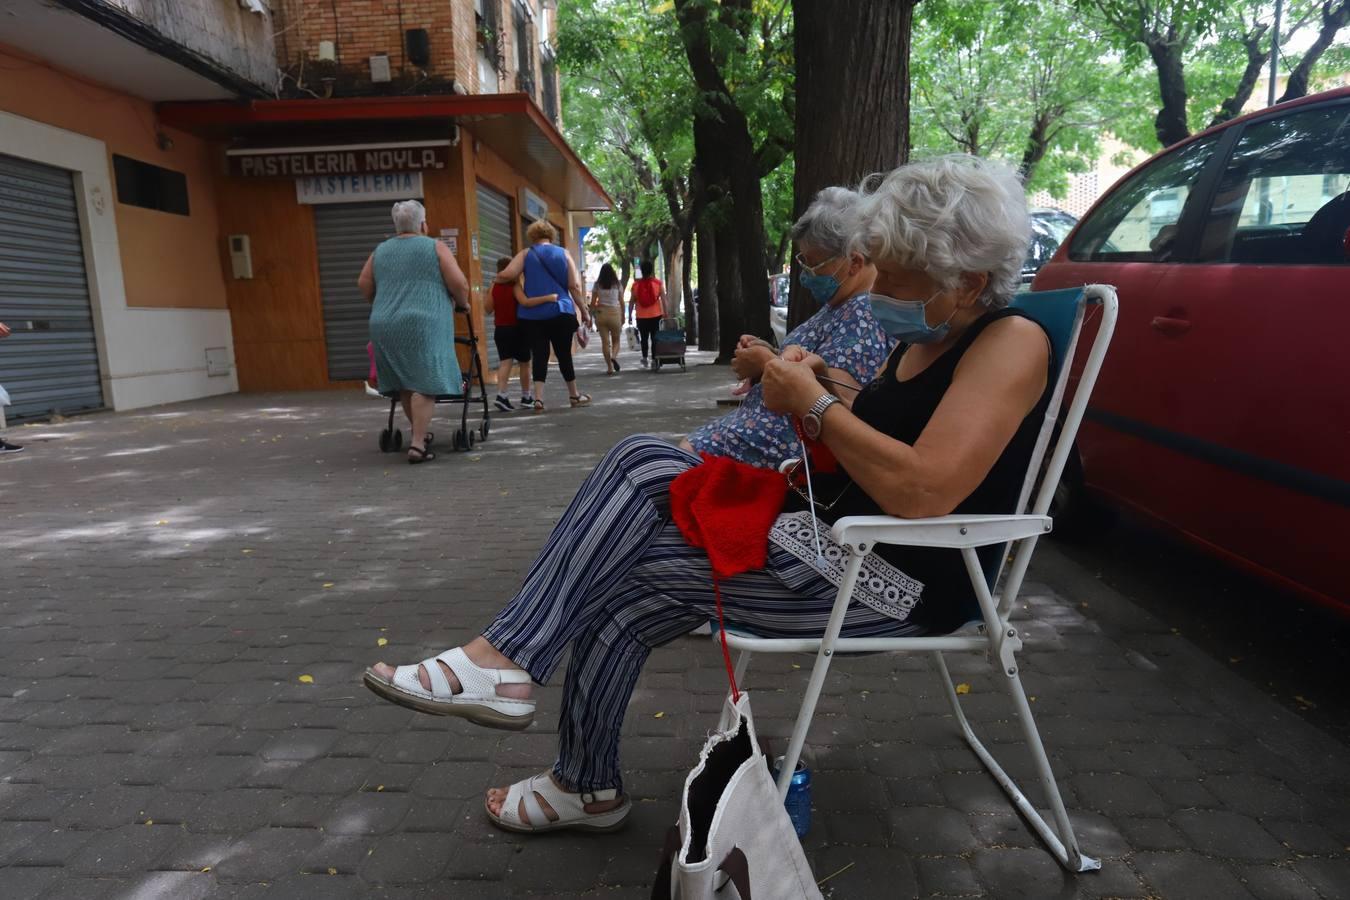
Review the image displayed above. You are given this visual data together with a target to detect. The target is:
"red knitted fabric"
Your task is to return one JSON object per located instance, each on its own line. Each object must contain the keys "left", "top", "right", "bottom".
{"left": 670, "top": 454, "right": 789, "bottom": 579}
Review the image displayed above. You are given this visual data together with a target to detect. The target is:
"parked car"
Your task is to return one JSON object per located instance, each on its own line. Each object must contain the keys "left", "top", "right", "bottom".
{"left": 1022, "top": 208, "right": 1078, "bottom": 284}
{"left": 769, "top": 272, "right": 790, "bottom": 347}
{"left": 1034, "top": 86, "right": 1350, "bottom": 613}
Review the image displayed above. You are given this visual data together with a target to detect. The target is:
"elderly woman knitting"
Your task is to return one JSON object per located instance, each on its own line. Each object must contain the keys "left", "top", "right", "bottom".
{"left": 681, "top": 186, "right": 893, "bottom": 468}
{"left": 363, "top": 156, "right": 1049, "bottom": 834}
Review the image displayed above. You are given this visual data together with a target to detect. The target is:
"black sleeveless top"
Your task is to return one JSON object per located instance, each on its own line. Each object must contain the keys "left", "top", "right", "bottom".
{"left": 787, "top": 308, "right": 1052, "bottom": 633}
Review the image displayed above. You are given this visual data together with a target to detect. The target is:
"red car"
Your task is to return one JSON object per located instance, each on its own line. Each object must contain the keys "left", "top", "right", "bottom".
{"left": 1034, "top": 86, "right": 1350, "bottom": 613}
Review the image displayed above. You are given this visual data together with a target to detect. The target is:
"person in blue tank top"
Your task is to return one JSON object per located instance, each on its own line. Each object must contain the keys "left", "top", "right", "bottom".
{"left": 494, "top": 220, "right": 593, "bottom": 412}
{"left": 358, "top": 200, "right": 469, "bottom": 464}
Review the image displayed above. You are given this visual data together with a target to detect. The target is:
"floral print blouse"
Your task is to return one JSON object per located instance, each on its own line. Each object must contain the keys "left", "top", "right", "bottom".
{"left": 686, "top": 293, "right": 895, "bottom": 468}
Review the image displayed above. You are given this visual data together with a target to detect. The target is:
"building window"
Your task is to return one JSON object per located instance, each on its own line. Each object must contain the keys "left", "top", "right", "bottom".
{"left": 541, "top": 57, "right": 558, "bottom": 123}
{"left": 513, "top": 2, "right": 535, "bottom": 98}
{"left": 112, "top": 155, "right": 190, "bottom": 216}
{"left": 476, "top": 0, "right": 501, "bottom": 64}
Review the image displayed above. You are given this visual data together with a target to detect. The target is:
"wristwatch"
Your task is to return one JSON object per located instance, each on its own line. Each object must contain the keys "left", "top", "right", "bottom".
{"left": 801, "top": 394, "right": 840, "bottom": 440}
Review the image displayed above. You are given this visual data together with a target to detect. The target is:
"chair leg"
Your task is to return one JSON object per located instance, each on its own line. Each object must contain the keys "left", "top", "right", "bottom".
{"left": 732, "top": 650, "right": 751, "bottom": 684}
{"left": 932, "top": 652, "right": 1100, "bottom": 873}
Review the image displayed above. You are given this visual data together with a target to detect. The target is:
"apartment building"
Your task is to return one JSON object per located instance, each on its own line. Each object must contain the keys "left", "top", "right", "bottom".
{"left": 1, "top": 0, "right": 606, "bottom": 417}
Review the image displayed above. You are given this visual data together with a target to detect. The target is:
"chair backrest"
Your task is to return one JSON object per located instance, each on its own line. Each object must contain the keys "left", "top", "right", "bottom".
{"left": 993, "top": 284, "right": 1119, "bottom": 616}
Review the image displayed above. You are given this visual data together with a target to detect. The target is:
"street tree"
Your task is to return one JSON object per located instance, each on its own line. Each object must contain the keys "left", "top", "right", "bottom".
{"left": 788, "top": 0, "right": 917, "bottom": 330}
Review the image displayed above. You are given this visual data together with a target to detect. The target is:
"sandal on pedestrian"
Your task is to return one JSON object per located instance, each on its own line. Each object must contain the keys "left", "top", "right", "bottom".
{"left": 362, "top": 647, "right": 535, "bottom": 730}
{"left": 407, "top": 445, "right": 435, "bottom": 464}
{"left": 532, "top": 398, "right": 545, "bottom": 412}
{"left": 569, "top": 393, "right": 592, "bottom": 408}
{"left": 486, "top": 772, "right": 631, "bottom": 834}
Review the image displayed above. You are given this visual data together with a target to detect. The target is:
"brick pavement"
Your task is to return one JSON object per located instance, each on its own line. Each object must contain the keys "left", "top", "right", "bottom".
{"left": 1, "top": 349, "right": 1348, "bottom": 898}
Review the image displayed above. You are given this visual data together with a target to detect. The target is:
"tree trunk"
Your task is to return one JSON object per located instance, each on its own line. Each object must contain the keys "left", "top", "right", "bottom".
{"left": 1279, "top": 1, "right": 1350, "bottom": 103}
{"left": 1211, "top": 28, "right": 1270, "bottom": 127}
{"left": 661, "top": 233, "right": 683, "bottom": 316}
{"left": 1147, "top": 37, "right": 1191, "bottom": 148}
{"left": 676, "top": 0, "right": 774, "bottom": 358}
{"left": 1019, "top": 111, "right": 1054, "bottom": 186}
{"left": 681, "top": 226, "right": 697, "bottom": 344}
{"left": 787, "top": 0, "right": 916, "bottom": 330}
{"left": 696, "top": 218, "right": 718, "bottom": 351}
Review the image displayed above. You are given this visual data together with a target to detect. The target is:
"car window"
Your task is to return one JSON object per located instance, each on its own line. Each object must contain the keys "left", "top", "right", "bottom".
{"left": 1069, "top": 136, "right": 1218, "bottom": 262}
{"left": 1196, "top": 102, "right": 1350, "bottom": 265}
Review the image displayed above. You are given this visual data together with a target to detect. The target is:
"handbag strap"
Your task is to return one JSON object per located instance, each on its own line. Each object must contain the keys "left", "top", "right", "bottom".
{"left": 712, "top": 577, "right": 740, "bottom": 703}
{"left": 719, "top": 847, "right": 752, "bottom": 899}
{"left": 650, "top": 824, "right": 681, "bottom": 899}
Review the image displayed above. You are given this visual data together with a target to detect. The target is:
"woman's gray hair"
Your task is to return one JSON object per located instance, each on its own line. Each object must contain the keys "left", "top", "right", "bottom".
{"left": 391, "top": 199, "right": 426, "bottom": 234}
{"left": 858, "top": 155, "right": 1030, "bottom": 308}
{"left": 788, "top": 186, "right": 866, "bottom": 259}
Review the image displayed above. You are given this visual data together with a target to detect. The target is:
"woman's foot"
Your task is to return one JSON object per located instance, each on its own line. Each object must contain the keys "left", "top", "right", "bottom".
{"left": 407, "top": 445, "right": 435, "bottom": 465}
{"left": 569, "top": 393, "right": 591, "bottom": 408}
{"left": 364, "top": 638, "right": 534, "bottom": 729}
{"left": 485, "top": 772, "right": 629, "bottom": 833}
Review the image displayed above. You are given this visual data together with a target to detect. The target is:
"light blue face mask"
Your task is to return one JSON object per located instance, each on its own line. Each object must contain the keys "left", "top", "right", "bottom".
{"left": 796, "top": 255, "right": 845, "bottom": 305}
{"left": 869, "top": 290, "right": 955, "bottom": 344}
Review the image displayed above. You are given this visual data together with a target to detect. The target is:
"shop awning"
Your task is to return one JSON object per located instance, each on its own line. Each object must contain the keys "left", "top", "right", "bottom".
{"left": 158, "top": 94, "right": 612, "bottom": 212}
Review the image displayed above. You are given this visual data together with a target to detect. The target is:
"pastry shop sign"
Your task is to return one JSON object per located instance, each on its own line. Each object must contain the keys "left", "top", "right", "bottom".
{"left": 228, "top": 140, "right": 449, "bottom": 178}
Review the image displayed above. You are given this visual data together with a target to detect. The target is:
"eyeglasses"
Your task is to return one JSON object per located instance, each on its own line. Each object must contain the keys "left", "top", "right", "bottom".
{"left": 783, "top": 456, "right": 854, "bottom": 512}
{"left": 795, "top": 252, "right": 839, "bottom": 275}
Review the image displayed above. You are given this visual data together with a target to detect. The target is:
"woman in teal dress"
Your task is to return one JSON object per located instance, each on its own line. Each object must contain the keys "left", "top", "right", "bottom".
{"left": 358, "top": 200, "right": 470, "bottom": 464}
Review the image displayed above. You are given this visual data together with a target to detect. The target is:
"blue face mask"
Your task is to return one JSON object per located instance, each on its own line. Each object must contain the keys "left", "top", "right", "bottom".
{"left": 869, "top": 290, "right": 954, "bottom": 344}
{"left": 796, "top": 255, "right": 845, "bottom": 305}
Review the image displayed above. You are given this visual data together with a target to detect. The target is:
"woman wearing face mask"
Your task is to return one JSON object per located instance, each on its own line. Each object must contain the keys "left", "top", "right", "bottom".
{"left": 361, "top": 156, "right": 1050, "bottom": 836}
{"left": 680, "top": 187, "right": 894, "bottom": 468}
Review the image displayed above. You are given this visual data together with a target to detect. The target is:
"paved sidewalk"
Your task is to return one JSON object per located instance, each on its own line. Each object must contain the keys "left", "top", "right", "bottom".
{"left": 1, "top": 349, "right": 1347, "bottom": 899}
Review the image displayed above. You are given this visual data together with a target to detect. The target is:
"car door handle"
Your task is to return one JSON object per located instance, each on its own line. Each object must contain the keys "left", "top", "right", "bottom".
{"left": 1151, "top": 316, "right": 1191, "bottom": 336}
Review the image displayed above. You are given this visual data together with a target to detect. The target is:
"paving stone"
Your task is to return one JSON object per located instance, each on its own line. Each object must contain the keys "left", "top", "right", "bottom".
{"left": 914, "top": 855, "right": 981, "bottom": 896}
{"left": 972, "top": 847, "right": 1075, "bottom": 897}
{"left": 1293, "top": 858, "right": 1350, "bottom": 900}
{"left": 322, "top": 791, "right": 413, "bottom": 835}
{"left": 66, "top": 823, "right": 181, "bottom": 876}
{"left": 1234, "top": 864, "right": 1322, "bottom": 900}
{"left": 1070, "top": 773, "right": 1169, "bottom": 817}
{"left": 1115, "top": 816, "right": 1190, "bottom": 851}
{"left": 1134, "top": 851, "right": 1256, "bottom": 899}
{"left": 212, "top": 827, "right": 326, "bottom": 883}
{"left": 887, "top": 806, "right": 979, "bottom": 854}
{"left": 361, "top": 833, "right": 453, "bottom": 884}
{"left": 1172, "top": 810, "right": 1288, "bottom": 861}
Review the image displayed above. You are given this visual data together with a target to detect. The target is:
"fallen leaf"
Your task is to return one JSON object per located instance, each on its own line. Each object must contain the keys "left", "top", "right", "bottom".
{"left": 1294, "top": 695, "right": 1317, "bottom": 709}
{"left": 653, "top": 712, "right": 665, "bottom": 719}
{"left": 1029, "top": 696, "right": 1037, "bottom": 702}
{"left": 298, "top": 674, "right": 314, "bottom": 684}
{"left": 791, "top": 663, "right": 801, "bottom": 670}
{"left": 322, "top": 582, "right": 335, "bottom": 589}
{"left": 955, "top": 683, "right": 971, "bottom": 695}
{"left": 327, "top": 867, "right": 338, "bottom": 875}
{"left": 1228, "top": 657, "right": 1242, "bottom": 664}
{"left": 155, "top": 520, "right": 168, "bottom": 526}
{"left": 376, "top": 784, "right": 385, "bottom": 792}
{"left": 242, "top": 549, "right": 253, "bottom": 554}
{"left": 377, "top": 637, "right": 388, "bottom": 647}
{"left": 201, "top": 866, "right": 211, "bottom": 873}
{"left": 144, "top": 818, "right": 154, "bottom": 825}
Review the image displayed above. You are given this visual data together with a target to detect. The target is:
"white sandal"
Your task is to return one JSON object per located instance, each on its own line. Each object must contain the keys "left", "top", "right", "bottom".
{"left": 362, "top": 647, "right": 535, "bottom": 731}
{"left": 486, "top": 772, "right": 631, "bottom": 834}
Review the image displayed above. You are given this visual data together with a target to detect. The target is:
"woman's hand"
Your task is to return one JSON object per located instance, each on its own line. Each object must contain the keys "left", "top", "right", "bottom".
{"left": 730, "top": 344, "right": 775, "bottom": 382}
{"left": 780, "top": 345, "right": 827, "bottom": 374}
{"left": 761, "top": 357, "right": 826, "bottom": 418}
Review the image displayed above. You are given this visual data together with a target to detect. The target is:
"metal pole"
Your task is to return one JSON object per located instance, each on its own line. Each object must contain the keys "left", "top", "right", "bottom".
{"left": 1268, "top": 0, "right": 1283, "bottom": 106}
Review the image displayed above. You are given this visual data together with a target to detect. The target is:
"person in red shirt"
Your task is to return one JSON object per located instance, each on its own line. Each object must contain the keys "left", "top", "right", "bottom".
{"left": 627, "top": 259, "right": 666, "bottom": 369}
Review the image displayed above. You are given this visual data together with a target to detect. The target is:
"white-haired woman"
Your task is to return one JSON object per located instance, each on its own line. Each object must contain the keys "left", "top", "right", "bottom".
{"left": 362, "top": 156, "right": 1048, "bottom": 834}
{"left": 359, "top": 200, "right": 470, "bottom": 464}
{"left": 681, "top": 186, "right": 893, "bottom": 468}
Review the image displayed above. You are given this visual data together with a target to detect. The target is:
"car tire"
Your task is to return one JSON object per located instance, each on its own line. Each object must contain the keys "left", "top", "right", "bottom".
{"left": 1048, "top": 445, "right": 1115, "bottom": 542}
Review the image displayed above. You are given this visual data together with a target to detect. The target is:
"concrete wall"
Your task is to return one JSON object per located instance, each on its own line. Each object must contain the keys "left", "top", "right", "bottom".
{"left": 108, "top": 0, "right": 278, "bottom": 91}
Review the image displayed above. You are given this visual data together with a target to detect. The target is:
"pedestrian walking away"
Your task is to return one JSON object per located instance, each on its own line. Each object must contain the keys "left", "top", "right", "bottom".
{"left": 490, "top": 256, "right": 556, "bottom": 411}
{"left": 361, "top": 155, "right": 1051, "bottom": 837}
{"left": 682, "top": 186, "right": 894, "bottom": 469}
{"left": 0, "top": 320, "right": 21, "bottom": 455}
{"left": 589, "top": 262, "right": 624, "bottom": 374}
{"left": 628, "top": 259, "right": 666, "bottom": 368}
{"left": 495, "top": 220, "right": 593, "bottom": 411}
{"left": 359, "top": 200, "right": 470, "bottom": 464}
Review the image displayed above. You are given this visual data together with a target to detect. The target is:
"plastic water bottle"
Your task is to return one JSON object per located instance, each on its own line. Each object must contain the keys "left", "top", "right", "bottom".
{"left": 771, "top": 756, "right": 812, "bottom": 837}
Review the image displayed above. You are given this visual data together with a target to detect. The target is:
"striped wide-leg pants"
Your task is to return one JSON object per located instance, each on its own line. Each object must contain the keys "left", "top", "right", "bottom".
{"left": 482, "top": 434, "right": 922, "bottom": 792}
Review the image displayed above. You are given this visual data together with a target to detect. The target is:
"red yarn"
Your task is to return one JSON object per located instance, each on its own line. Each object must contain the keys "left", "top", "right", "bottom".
{"left": 670, "top": 454, "right": 790, "bottom": 701}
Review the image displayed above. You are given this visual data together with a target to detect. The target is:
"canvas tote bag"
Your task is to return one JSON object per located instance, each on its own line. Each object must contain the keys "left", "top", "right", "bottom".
{"left": 650, "top": 689, "right": 824, "bottom": 899}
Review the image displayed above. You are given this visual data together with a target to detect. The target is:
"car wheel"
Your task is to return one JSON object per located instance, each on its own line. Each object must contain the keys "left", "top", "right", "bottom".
{"left": 1048, "top": 445, "right": 1115, "bottom": 541}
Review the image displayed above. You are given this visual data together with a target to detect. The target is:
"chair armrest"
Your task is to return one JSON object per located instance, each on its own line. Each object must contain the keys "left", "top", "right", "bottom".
{"left": 830, "top": 514, "right": 1052, "bottom": 550}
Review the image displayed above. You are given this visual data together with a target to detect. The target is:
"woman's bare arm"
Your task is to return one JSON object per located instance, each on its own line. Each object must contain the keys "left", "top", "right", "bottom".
{"left": 434, "top": 241, "right": 470, "bottom": 309}
{"left": 494, "top": 249, "right": 528, "bottom": 284}
{"left": 761, "top": 316, "right": 1049, "bottom": 518}
{"left": 357, "top": 254, "right": 375, "bottom": 301}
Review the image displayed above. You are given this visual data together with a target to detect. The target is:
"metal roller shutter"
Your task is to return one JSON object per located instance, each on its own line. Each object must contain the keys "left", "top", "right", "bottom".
{"left": 476, "top": 183, "right": 514, "bottom": 368}
{"left": 313, "top": 202, "right": 393, "bottom": 381}
{"left": 0, "top": 153, "right": 104, "bottom": 422}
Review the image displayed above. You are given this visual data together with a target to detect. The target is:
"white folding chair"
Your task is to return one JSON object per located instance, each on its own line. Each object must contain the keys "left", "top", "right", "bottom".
{"left": 719, "top": 284, "right": 1118, "bottom": 873}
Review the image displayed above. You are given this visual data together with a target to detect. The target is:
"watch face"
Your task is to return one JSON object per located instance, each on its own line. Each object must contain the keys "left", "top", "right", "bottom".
{"left": 802, "top": 413, "right": 822, "bottom": 440}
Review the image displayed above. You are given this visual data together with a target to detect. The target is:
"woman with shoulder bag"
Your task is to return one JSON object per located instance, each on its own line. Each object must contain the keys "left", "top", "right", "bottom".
{"left": 495, "top": 220, "right": 593, "bottom": 411}
{"left": 628, "top": 259, "right": 666, "bottom": 369}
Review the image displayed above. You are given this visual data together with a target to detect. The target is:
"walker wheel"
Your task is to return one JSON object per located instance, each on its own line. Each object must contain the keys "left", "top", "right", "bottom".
{"left": 378, "top": 428, "right": 392, "bottom": 452}
{"left": 479, "top": 419, "right": 490, "bottom": 440}
{"left": 452, "top": 428, "right": 466, "bottom": 451}
{"left": 393, "top": 429, "right": 404, "bottom": 450}
{"left": 466, "top": 430, "right": 476, "bottom": 450}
